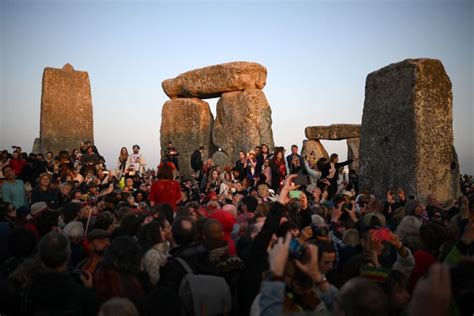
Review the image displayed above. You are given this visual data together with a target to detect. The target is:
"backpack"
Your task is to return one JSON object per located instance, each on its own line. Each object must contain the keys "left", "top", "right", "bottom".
{"left": 175, "top": 257, "right": 232, "bottom": 316}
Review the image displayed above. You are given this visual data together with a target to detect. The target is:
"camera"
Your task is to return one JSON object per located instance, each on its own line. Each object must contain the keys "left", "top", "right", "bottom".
{"left": 311, "top": 224, "right": 329, "bottom": 238}
{"left": 342, "top": 202, "right": 353, "bottom": 212}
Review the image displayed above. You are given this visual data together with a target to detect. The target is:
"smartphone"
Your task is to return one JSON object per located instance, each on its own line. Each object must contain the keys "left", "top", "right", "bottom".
{"left": 294, "top": 172, "right": 310, "bottom": 186}
{"left": 289, "top": 190, "right": 302, "bottom": 199}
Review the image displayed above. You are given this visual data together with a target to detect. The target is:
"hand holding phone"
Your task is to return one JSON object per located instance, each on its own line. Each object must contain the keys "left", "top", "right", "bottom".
{"left": 289, "top": 190, "right": 302, "bottom": 199}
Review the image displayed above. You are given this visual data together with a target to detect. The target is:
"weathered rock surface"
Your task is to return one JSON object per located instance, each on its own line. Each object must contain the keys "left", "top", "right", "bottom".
{"left": 162, "top": 62, "right": 267, "bottom": 99}
{"left": 213, "top": 89, "right": 274, "bottom": 165}
{"left": 160, "top": 98, "right": 215, "bottom": 176}
{"left": 305, "top": 124, "right": 361, "bottom": 140}
{"left": 301, "top": 140, "right": 329, "bottom": 162}
{"left": 39, "top": 63, "right": 94, "bottom": 154}
{"left": 32, "top": 138, "right": 40, "bottom": 154}
{"left": 211, "top": 151, "right": 232, "bottom": 169}
{"left": 359, "top": 58, "right": 460, "bottom": 203}
{"left": 347, "top": 138, "right": 360, "bottom": 173}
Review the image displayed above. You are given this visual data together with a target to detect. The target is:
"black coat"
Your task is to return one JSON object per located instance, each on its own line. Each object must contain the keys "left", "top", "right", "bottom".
{"left": 238, "top": 202, "right": 285, "bottom": 315}
{"left": 157, "top": 244, "right": 217, "bottom": 294}
{"left": 190, "top": 150, "right": 203, "bottom": 172}
{"left": 24, "top": 271, "right": 96, "bottom": 316}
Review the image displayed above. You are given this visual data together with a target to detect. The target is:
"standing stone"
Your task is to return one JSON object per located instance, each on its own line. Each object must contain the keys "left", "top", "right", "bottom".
{"left": 347, "top": 138, "right": 360, "bottom": 174}
{"left": 162, "top": 62, "right": 267, "bottom": 99}
{"left": 305, "top": 124, "right": 361, "bottom": 140}
{"left": 301, "top": 140, "right": 329, "bottom": 162}
{"left": 39, "top": 63, "right": 94, "bottom": 154}
{"left": 32, "top": 138, "right": 40, "bottom": 154}
{"left": 211, "top": 151, "right": 232, "bottom": 169}
{"left": 213, "top": 89, "right": 274, "bottom": 167}
{"left": 160, "top": 98, "right": 215, "bottom": 176}
{"left": 360, "top": 58, "right": 460, "bottom": 203}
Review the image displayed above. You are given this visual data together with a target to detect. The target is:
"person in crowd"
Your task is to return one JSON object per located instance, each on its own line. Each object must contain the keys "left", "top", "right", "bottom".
{"left": 139, "top": 221, "right": 170, "bottom": 285}
{"left": 78, "top": 229, "right": 111, "bottom": 275}
{"left": 8, "top": 150, "right": 26, "bottom": 176}
{"left": 18, "top": 231, "right": 97, "bottom": 315}
{"left": 205, "top": 168, "right": 221, "bottom": 194}
{"left": 319, "top": 153, "right": 353, "bottom": 199}
{"left": 0, "top": 142, "right": 473, "bottom": 316}
{"left": 245, "top": 150, "right": 259, "bottom": 182}
{"left": 1, "top": 165, "right": 29, "bottom": 209}
{"left": 115, "top": 147, "right": 130, "bottom": 178}
{"left": 286, "top": 144, "right": 304, "bottom": 175}
{"left": 163, "top": 141, "right": 179, "bottom": 172}
{"left": 94, "top": 236, "right": 144, "bottom": 305}
{"left": 256, "top": 144, "right": 271, "bottom": 173}
{"left": 270, "top": 148, "right": 287, "bottom": 192}
{"left": 127, "top": 145, "right": 146, "bottom": 176}
{"left": 81, "top": 145, "right": 100, "bottom": 175}
{"left": 148, "top": 162, "right": 181, "bottom": 210}
{"left": 190, "top": 145, "right": 205, "bottom": 180}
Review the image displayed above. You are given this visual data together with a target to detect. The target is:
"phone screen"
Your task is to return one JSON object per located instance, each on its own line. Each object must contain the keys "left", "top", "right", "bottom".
{"left": 289, "top": 190, "right": 302, "bottom": 199}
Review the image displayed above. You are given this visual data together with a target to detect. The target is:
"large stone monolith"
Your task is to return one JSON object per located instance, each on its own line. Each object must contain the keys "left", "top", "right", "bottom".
{"left": 160, "top": 98, "right": 214, "bottom": 176}
{"left": 347, "top": 138, "right": 360, "bottom": 173}
{"left": 359, "top": 58, "right": 460, "bottom": 203}
{"left": 301, "top": 140, "right": 329, "bottom": 162}
{"left": 305, "top": 124, "right": 361, "bottom": 140}
{"left": 39, "top": 63, "right": 94, "bottom": 154}
{"left": 162, "top": 62, "right": 267, "bottom": 99}
{"left": 213, "top": 89, "right": 274, "bottom": 167}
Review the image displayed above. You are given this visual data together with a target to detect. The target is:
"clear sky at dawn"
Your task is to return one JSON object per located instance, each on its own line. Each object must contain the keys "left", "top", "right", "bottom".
{"left": 1, "top": 0, "right": 472, "bottom": 173}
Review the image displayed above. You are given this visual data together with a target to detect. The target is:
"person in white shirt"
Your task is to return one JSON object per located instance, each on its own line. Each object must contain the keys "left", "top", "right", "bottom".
{"left": 128, "top": 145, "right": 146, "bottom": 176}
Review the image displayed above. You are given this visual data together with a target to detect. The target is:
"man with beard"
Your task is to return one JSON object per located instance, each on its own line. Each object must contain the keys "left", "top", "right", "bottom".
{"left": 77, "top": 229, "right": 111, "bottom": 274}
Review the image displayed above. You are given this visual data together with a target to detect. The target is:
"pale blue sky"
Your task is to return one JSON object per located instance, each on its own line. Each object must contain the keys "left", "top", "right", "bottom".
{"left": 1, "top": 0, "right": 473, "bottom": 173}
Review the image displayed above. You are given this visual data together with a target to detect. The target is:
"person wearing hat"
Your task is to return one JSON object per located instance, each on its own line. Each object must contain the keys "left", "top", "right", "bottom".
{"left": 395, "top": 199, "right": 424, "bottom": 249}
{"left": 77, "top": 229, "right": 111, "bottom": 275}
{"left": 245, "top": 150, "right": 259, "bottom": 181}
{"left": 127, "top": 145, "right": 146, "bottom": 176}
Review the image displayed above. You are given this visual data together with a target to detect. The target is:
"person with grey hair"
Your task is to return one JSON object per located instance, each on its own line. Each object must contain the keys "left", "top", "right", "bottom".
{"left": 63, "top": 221, "right": 84, "bottom": 242}
{"left": 98, "top": 297, "right": 138, "bottom": 316}
{"left": 63, "top": 221, "right": 87, "bottom": 266}
{"left": 19, "top": 231, "right": 97, "bottom": 315}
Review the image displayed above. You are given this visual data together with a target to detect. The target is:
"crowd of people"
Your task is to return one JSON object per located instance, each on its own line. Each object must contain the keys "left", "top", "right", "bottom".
{"left": 0, "top": 141, "right": 473, "bottom": 316}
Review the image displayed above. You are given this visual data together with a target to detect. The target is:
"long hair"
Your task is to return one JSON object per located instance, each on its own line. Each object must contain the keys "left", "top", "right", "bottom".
{"left": 157, "top": 162, "right": 174, "bottom": 180}
{"left": 119, "top": 147, "right": 129, "bottom": 163}
{"left": 272, "top": 148, "right": 284, "bottom": 163}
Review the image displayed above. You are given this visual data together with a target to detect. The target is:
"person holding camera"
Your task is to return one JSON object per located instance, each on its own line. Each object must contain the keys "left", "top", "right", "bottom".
{"left": 253, "top": 233, "right": 338, "bottom": 315}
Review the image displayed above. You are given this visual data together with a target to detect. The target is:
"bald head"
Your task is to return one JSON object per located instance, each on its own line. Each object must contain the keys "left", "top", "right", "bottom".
{"left": 203, "top": 219, "right": 223, "bottom": 241}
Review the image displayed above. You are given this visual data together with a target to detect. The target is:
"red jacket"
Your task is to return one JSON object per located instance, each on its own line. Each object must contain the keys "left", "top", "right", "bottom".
{"left": 9, "top": 158, "right": 25, "bottom": 176}
{"left": 148, "top": 179, "right": 181, "bottom": 211}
